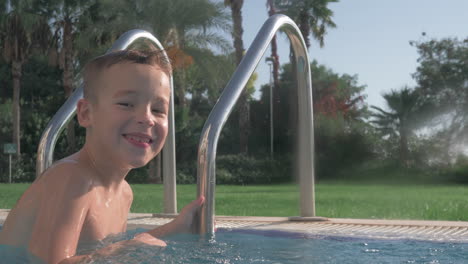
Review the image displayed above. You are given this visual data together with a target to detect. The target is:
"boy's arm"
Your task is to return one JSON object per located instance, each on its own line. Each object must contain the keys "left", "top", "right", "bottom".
{"left": 28, "top": 164, "right": 202, "bottom": 264}
{"left": 28, "top": 165, "right": 92, "bottom": 264}
{"left": 58, "top": 236, "right": 166, "bottom": 264}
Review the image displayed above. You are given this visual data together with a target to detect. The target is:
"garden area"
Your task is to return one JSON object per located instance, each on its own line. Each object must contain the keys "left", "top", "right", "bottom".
{"left": 1, "top": 0, "right": 467, "bottom": 221}
{"left": 1, "top": 183, "right": 467, "bottom": 221}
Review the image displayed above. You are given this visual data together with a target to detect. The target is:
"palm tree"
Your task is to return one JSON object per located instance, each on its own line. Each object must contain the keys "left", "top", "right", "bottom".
{"left": 225, "top": 0, "right": 250, "bottom": 153}
{"left": 266, "top": 0, "right": 280, "bottom": 97}
{"left": 134, "top": 0, "right": 230, "bottom": 110}
{"left": 1, "top": 0, "right": 49, "bottom": 158}
{"left": 34, "top": 0, "right": 127, "bottom": 153}
{"left": 274, "top": 0, "right": 338, "bottom": 153}
{"left": 128, "top": 0, "right": 232, "bottom": 181}
{"left": 275, "top": 0, "right": 337, "bottom": 49}
{"left": 371, "top": 87, "right": 423, "bottom": 167}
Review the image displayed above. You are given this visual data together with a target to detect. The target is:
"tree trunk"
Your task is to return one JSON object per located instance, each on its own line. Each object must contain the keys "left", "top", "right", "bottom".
{"left": 289, "top": 9, "right": 309, "bottom": 165}
{"left": 399, "top": 126, "right": 409, "bottom": 167}
{"left": 176, "top": 69, "right": 187, "bottom": 108}
{"left": 267, "top": 0, "right": 280, "bottom": 91}
{"left": 230, "top": 0, "right": 249, "bottom": 153}
{"left": 178, "top": 28, "right": 187, "bottom": 108}
{"left": 63, "top": 18, "right": 76, "bottom": 153}
{"left": 288, "top": 47, "right": 298, "bottom": 153}
{"left": 148, "top": 154, "right": 162, "bottom": 184}
{"left": 238, "top": 94, "right": 250, "bottom": 153}
{"left": 267, "top": 0, "right": 281, "bottom": 152}
{"left": 298, "top": 9, "right": 311, "bottom": 49}
{"left": 12, "top": 60, "right": 22, "bottom": 158}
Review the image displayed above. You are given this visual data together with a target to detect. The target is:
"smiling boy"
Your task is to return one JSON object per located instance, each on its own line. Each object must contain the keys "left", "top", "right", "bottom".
{"left": 0, "top": 50, "right": 204, "bottom": 264}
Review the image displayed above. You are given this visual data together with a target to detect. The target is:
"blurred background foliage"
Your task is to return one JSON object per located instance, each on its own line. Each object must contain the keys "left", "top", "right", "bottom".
{"left": 0, "top": 0, "right": 467, "bottom": 185}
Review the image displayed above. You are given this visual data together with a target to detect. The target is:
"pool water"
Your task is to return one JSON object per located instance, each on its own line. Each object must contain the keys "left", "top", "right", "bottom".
{"left": 1, "top": 226, "right": 467, "bottom": 263}
{"left": 91, "top": 229, "right": 468, "bottom": 264}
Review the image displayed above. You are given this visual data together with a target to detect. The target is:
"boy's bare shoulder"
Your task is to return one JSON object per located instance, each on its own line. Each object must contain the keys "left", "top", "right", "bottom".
{"left": 122, "top": 180, "right": 134, "bottom": 205}
{"left": 38, "top": 159, "right": 95, "bottom": 195}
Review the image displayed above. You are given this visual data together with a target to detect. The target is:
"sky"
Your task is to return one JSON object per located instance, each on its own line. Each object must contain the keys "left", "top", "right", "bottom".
{"left": 238, "top": 0, "right": 468, "bottom": 108}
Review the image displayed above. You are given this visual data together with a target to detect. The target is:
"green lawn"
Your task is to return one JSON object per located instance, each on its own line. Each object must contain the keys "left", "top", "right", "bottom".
{"left": 1, "top": 183, "right": 467, "bottom": 221}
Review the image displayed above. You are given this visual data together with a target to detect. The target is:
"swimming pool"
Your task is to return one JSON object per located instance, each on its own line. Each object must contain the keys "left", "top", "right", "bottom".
{"left": 1, "top": 225, "right": 467, "bottom": 263}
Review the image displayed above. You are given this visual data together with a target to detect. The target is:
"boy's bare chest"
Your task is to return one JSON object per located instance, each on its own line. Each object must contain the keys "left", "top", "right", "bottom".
{"left": 79, "top": 195, "right": 130, "bottom": 242}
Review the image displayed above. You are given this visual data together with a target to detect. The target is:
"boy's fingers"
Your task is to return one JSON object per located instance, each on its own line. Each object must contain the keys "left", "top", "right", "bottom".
{"left": 183, "top": 196, "right": 205, "bottom": 215}
{"left": 190, "top": 196, "right": 204, "bottom": 208}
{"left": 192, "top": 196, "right": 205, "bottom": 212}
{"left": 197, "top": 196, "right": 205, "bottom": 206}
{"left": 187, "top": 196, "right": 206, "bottom": 233}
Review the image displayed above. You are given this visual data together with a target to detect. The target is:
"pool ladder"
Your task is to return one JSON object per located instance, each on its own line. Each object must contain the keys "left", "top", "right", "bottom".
{"left": 35, "top": 14, "right": 317, "bottom": 236}
{"left": 196, "top": 14, "right": 316, "bottom": 235}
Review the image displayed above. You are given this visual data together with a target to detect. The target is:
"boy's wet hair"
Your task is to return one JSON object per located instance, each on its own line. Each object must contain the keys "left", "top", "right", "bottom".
{"left": 83, "top": 49, "right": 172, "bottom": 102}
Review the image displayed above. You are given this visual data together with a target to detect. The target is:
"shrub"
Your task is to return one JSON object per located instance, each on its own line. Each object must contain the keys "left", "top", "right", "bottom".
{"left": 216, "top": 154, "right": 292, "bottom": 185}
{"left": 174, "top": 154, "right": 293, "bottom": 185}
{"left": 126, "top": 167, "right": 149, "bottom": 183}
{"left": 176, "top": 169, "right": 196, "bottom": 184}
{"left": 447, "top": 166, "right": 468, "bottom": 184}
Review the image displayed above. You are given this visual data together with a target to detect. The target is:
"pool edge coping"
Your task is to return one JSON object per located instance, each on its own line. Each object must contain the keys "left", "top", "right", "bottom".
{"left": 2, "top": 209, "right": 468, "bottom": 228}
{"left": 2, "top": 209, "right": 468, "bottom": 242}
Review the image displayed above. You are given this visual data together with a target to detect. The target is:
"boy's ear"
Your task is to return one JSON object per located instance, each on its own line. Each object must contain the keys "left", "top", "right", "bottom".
{"left": 77, "top": 98, "right": 92, "bottom": 128}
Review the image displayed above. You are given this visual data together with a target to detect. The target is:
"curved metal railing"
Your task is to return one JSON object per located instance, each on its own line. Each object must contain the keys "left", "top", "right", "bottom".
{"left": 196, "top": 14, "right": 316, "bottom": 235}
{"left": 35, "top": 29, "right": 178, "bottom": 213}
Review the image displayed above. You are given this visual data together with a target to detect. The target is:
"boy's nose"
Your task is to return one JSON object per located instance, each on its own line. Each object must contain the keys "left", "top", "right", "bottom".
{"left": 137, "top": 107, "right": 156, "bottom": 127}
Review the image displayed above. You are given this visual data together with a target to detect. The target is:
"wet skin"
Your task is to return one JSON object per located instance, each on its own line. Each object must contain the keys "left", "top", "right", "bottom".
{"left": 0, "top": 63, "right": 204, "bottom": 264}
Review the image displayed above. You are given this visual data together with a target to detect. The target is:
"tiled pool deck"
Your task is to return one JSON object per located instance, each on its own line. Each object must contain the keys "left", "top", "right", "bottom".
{"left": 1, "top": 209, "right": 467, "bottom": 242}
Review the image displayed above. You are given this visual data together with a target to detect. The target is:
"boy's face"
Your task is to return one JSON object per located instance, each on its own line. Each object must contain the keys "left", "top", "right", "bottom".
{"left": 84, "top": 63, "right": 171, "bottom": 168}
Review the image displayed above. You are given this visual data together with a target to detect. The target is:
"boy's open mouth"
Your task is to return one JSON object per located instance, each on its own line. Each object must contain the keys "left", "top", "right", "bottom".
{"left": 122, "top": 133, "right": 154, "bottom": 144}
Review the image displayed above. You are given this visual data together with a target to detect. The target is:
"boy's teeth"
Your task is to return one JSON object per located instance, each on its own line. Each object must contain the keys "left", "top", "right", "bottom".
{"left": 127, "top": 135, "right": 150, "bottom": 143}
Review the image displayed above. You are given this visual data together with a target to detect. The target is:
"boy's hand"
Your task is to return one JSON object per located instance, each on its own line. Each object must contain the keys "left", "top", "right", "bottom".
{"left": 59, "top": 233, "right": 166, "bottom": 264}
{"left": 58, "top": 255, "right": 92, "bottom": 264}
{"left": 172, "top": 196, "right": 205, "bottom": 233}
{"left": 132, "top": 232, "right": 167, "bottom": 247}
{"left": 146, "top": 196, "right": 206, "bottom": 238}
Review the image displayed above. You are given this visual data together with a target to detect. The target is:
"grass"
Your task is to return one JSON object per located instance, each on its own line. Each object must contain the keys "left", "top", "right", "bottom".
{"left": 1, "top": 183, "right": 467, "bottom": 221}
{"left": 0, "top": 183, "right": 29, "bottom": 209}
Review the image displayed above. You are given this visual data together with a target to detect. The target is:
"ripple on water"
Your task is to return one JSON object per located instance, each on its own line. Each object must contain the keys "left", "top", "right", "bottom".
{"left": 81, "top": 229, "right": 468, "bottom": 264}
{"left": 1, "top": 226, "right": 468, "bottom": 263}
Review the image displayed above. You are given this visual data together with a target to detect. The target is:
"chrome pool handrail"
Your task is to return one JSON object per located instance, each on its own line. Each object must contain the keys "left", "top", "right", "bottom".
{"left": 35, "top": 29, "right": 178, "bottom": 214}
{"left": 197, "top": 14, "right": 315, "bottom": 235}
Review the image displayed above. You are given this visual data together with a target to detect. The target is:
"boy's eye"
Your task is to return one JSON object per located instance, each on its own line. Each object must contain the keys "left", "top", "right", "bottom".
{"left": 152, "top": 109, "right": 165, "bottom": 114}
{"left": 117, "top": 102, "right": 133, "bottom": 107}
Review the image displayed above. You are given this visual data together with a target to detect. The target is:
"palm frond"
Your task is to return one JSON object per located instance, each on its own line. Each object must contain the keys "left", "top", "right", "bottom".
{"left": 185, "top": 31, "right": 232, "bottom": 54}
